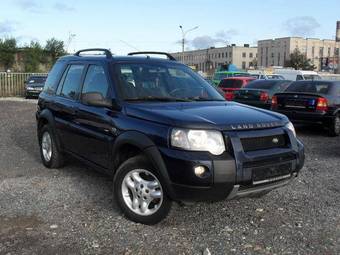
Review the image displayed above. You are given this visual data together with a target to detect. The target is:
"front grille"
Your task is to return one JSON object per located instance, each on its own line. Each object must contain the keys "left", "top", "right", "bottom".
{"left": 241, "top": 134, "right": 287, "bottom": 152}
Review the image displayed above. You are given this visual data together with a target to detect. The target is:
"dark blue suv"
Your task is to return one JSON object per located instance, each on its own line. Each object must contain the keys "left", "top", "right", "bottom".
{"left": 36, "top": 49, "right": 304, "bottom": 224}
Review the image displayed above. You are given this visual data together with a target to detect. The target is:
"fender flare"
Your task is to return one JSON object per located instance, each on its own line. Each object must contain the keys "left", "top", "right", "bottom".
{"left": 112, "top": 131, "right": 176, "bottom": 199}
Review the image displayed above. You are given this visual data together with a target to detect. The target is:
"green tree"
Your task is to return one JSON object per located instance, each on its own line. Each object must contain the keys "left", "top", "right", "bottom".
{"left": 44, "top": 38, "right": 66, "bottom": 65}
{"left": 23, "top": 41, "right": 44, "bottom": 72}
{"left": 285, "top": 49, "right": 316, "bottom": 70}
{"left": 0, "top": 38, "right": 17, "bottom": 70}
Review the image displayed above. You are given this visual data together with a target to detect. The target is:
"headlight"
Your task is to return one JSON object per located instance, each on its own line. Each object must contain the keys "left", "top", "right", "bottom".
{"left": 171, "top": 128, "right": 225, "bottom": 155}
{"left": 285, "top": 122, "right": 296, "bottom": 137}
{"left": 26, "top": 86, "right": 34, "bottom": 90}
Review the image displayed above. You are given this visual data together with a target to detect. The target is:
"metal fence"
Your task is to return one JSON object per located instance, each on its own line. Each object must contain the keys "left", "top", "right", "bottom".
{"left": 0, "top": 72, "right": 48, "bottom": 97}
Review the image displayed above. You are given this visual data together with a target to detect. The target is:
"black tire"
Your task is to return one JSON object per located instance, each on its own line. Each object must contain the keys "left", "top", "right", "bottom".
{"left": 113, "top": 155, "right": 172, "bottom": 225}
{"left": 328, "top": 114, "right": 340, "bottom": 137}
{"left": 39, "top": 125, "right": 64, "bottom": 168}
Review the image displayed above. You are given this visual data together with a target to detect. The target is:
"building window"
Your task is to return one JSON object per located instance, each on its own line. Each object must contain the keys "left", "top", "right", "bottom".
{"left": 222, "top": 53, "right": 224, "bottom": 58}
{"left": 249, "top": 53, "right": 253, "bottom": 58}
{"left": 328, "top": 47, "right": 331, "bottom": 56}
{"left": 242, "top": 52, "right": 246, "bottom": 58}
{"left": 242, "top": 61, "right": 246, "bottom": 69}
{"left": 319, "top": 47, "right": 324, "bottom": 57}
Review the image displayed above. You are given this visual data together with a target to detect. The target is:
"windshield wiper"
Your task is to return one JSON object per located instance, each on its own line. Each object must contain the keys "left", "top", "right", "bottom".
{"left": 125, "top": 96, "right": 193, "bottom": 102}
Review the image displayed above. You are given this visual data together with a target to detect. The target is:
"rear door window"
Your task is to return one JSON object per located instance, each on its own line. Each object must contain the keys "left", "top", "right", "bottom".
{"left": 59, "top": 64, "right": 85, "bottom": 100}
{"left": 82, "top": 65, "right": 109, "bottom": 99}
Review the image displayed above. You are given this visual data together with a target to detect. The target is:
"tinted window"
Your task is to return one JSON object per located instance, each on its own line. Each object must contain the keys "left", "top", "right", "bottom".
{"left": 82, "top": 65, "right": 109, "bottom": 98}
{"left": 246, "top": 80, "right": 291, "bottom": 91}
{"left": 286, "top": 82, "right": 332, "bottom": 94}
{"left": 219, "top": 79, "right": 243, "bottom": 88}
{"left": 43, "top": 61, "right": 65, "bottom": 94}
{"left": 60, "top": 65, "right": 84, "bottom": 100}
{"left": 246, "top": 81, "right": 277, "bottom": 89}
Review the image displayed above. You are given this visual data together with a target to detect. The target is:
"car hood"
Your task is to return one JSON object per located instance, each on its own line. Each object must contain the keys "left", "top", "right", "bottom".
{"left": 125, "top": 101, "right": 287, "bottom": 130}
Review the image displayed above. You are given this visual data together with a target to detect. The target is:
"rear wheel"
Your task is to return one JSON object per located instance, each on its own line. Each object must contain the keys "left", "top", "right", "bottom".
{"left": 39, "top": 125, "right": 64, "bottom": 168}
{"left": 328, "top": 114, "right": 340, "bottom": 137}
{"left": 113, "top": 155, "right": 172, "bottom": 225}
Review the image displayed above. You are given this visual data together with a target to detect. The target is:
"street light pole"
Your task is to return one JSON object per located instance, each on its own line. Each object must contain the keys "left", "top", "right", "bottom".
{"left": 179, "top": 25, "right": 198, "bottom": 63}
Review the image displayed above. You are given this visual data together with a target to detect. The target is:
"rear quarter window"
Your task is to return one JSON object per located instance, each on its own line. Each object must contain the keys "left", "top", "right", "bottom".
{"left": 43, "top": 61, "right": 66, "bottom": 94}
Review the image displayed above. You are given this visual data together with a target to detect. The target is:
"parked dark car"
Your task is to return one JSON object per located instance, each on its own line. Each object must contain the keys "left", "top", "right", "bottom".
{"left": 218, "top": 77, "right": 256, "bottom": 100}
{"left": 271, "top": 80, "right": 340, "bottom": 136}
{"left": 25, "top": 75, "right": 47, "bottom": 98}
{"left": 233, "top": 80, "right": 292, "bottom": 109}
{"left": 36, "top": 49, "right": 304, "bottom": 224}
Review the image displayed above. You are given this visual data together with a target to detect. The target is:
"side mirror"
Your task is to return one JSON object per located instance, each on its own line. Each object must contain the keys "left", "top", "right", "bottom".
{"left": 82, "top": 92, "right": 113, "bottom": 108}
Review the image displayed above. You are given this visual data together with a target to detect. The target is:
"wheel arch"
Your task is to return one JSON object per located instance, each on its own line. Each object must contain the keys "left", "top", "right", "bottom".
{"left": 37, "top": 109, "right": 62, "bottom": 151}
{"left": 112, "top": 131, "right": 176, "bottom": 199}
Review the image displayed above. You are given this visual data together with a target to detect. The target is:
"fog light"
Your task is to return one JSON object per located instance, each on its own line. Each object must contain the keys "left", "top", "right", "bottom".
{"left": 194, "top": 166, "right": 206, "bottom": 177}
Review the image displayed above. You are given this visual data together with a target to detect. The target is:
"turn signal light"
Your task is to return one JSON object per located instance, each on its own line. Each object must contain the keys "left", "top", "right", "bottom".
{"left": 316, "top": 97, "right": 328, "bottom": 111}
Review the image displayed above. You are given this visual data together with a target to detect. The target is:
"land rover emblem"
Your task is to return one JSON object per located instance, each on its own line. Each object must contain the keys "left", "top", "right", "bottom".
{"left": 272, "top": 137, "right": 279, "bottom": 144}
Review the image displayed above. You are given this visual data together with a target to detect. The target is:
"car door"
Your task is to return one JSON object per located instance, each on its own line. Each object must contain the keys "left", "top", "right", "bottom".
{"left": 53, "top": 63, "right": 86, "bottom": 153}
{"left": 73, "top": 64, "right": 115, "bottom": 169}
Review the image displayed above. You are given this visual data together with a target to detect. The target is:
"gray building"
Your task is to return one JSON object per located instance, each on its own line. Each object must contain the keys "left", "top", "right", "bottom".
{"left": 258, "top": 37, "right": 340, "bottom": 71}
{"left": 172, "top": 44, "right": 257, "bottom": 73}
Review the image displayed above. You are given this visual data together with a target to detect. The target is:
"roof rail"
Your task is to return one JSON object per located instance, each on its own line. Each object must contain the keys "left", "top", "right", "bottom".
{"left": 127, "top": 51, "right": 176, "bottom": 61}
{"left": 74, "top": 48, "right": 113, "bottom": 59}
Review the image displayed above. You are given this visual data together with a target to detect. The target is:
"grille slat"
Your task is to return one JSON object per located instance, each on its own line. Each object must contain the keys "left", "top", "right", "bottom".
{"left": 241, "top": 134, "right": 287, "bottom": 152}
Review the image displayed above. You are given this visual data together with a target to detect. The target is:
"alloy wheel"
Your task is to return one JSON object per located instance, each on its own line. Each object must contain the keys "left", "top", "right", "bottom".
{"left": 121, "top": 169, "right": 163, "bottom": 216}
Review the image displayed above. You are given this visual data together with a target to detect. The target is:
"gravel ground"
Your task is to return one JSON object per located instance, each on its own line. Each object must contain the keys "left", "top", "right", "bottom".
{"left": 0, "top": 99, "right": 339, "bottom": 255}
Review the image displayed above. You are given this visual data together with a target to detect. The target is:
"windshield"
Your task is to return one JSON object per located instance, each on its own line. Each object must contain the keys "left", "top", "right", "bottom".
{"left": 27, "top": 77, "right": 46, "bottom": 84}
{"left": 115, "top": 63, "right": 224, "bottom": 102}
{"left": 246, "top": 80, "right": 290, "bottom": 90}
{"left": 303, "top": 74, "right": 322, "bottom": 80}
{"left": 285, "top": 82, "right": 331, "bottom": 94}
{"left": 267, "top": 75, "right": 284, "bottom": 80}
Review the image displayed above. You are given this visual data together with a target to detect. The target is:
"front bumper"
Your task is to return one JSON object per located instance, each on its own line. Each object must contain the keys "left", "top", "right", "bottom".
{"left": 26, "top": 89, "right": 42, "bottom": 98}
{"left": 159, "top": 127, "right": 304, "bottom": 202}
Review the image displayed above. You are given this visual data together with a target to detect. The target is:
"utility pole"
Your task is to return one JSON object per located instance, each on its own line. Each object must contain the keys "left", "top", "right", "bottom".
{"left": 179, "top": 25, "right": 198, "bottom": 63}
{"left": 66, "top": 32, "right": 76, "bottom": 53}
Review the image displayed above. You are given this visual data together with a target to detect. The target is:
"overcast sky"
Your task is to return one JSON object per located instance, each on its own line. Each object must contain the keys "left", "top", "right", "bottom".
{"left": 0, "top": 0, "right": 339, "bottom": 54}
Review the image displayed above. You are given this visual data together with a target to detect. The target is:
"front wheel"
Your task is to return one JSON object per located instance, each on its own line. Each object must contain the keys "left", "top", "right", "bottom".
{"left": 328, "top": 114, "right": 340, "bottom": 137}
{"left": 113, "top": 155, "right": 172, "bottom": 225}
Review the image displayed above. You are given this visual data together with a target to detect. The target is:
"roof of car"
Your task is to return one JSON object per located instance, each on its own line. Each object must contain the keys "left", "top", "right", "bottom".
{"left": 250, "top": 79, "right": 291, "bottom": 83}
{"left": 222, "top": 76, "right": 255, "bottom": 80}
